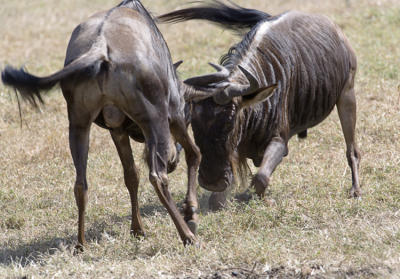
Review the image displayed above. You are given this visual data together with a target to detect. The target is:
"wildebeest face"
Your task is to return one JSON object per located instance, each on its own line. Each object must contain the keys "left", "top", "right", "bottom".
{"left": 191, "top": 98, "right": 238, "bottom": 192}
{"left": 183, "top": 62, "right": 277, "bottom": 192}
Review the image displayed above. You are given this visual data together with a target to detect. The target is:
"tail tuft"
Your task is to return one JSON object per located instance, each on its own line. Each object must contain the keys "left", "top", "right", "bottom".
{"left": 2, "top": 49, "right": 107, "bottom": 108}
{"left": 2, "top": 66, "right": 49, "bottom": 107}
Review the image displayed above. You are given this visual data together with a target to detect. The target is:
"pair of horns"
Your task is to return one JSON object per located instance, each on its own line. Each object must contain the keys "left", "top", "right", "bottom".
{"left": 184, "top": 63, "right": 230, "bottom": 86}
{"left": 184, "top": 63, "right": 266, "bottom": 105}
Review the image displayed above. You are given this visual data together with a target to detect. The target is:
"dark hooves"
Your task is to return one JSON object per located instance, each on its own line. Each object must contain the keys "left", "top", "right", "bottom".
{"left": 183, "top": 233, "right": 198, "bottom": 247}
{"left": 349, "top": 188, "right": 362, "bottom": 199}
{"left": 73, "top": 244, "right": 84, "bottom": 255}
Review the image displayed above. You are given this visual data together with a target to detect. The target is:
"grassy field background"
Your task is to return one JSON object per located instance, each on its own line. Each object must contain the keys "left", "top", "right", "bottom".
{"left": 0, "top": 0, "right": 399, "bottom": 278}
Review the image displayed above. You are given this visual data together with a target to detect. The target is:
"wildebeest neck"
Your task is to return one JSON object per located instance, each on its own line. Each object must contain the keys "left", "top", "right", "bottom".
{"left": 220, "top": 13, "right": 287, "bottom": 71}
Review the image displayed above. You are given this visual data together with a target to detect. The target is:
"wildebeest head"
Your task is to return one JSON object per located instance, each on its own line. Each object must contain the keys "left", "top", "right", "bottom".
{"left": 184, "top": 64, "right": 277, "bottom": 192}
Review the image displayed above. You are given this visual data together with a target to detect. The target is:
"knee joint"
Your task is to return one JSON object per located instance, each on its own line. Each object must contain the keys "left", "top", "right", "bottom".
{"left": 149, "top": 172, "right": 168, "bottom": 186}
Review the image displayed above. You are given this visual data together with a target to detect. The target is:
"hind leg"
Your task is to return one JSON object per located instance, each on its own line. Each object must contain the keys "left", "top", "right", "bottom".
{"left": 110, "top": 128, "right": 144, "bottom": 237}
{"left": 337, "top": 87, "right": 361, "bottom": 198}
{"left": 69, "top": 120, "right": 91, "bottom": 249}
{"left": 63, "top": 83, "right": 103, "bottom": 250}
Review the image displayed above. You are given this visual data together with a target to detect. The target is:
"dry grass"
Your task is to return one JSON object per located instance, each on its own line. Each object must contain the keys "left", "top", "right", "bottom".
{"left": 1, "top": 0, "right": 399, "bottom": 278}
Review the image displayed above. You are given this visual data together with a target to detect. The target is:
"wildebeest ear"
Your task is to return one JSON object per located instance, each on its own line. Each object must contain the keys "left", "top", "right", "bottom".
{"left": 173, "top": 60, "right": 183, "bottom": 71}
{"left": 239, "top": 84, "right": 277, "bottom": 109}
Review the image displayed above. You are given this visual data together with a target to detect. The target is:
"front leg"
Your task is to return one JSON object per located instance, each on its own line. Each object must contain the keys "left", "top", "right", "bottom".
{"left": 252, "top": 137, "right": 288, "bottom": 198}
{"left": 139, "top": 115, "right": 196, "bottom": 245}
{"left": 170, "top": 118, "right": 201, "bottom": 235}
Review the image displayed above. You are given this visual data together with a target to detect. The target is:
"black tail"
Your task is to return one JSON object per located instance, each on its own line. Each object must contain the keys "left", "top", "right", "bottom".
{"left": 2, "top": 49, "right": 106, "bottom": 107}
{"left": 158, "top": 0, "right": 271, "bottom": 32}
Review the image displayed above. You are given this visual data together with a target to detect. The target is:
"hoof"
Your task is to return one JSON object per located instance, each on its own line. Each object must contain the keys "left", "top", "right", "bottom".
{"left": 251, "top": 174, "right": 269, "bottom": 197}
{"left": 349, "top": 188, "right": 362, "bottom": 199}
{"left": 74, "top": 244, "right": 84, "bottom": 255}
{"left": 183, "top": 234, "right": 197, "bottom": 246}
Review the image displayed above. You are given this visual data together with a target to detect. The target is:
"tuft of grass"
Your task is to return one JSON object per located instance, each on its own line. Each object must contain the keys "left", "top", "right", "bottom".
{"left": 1, "top": 0, "right": 400, "bottom": 278}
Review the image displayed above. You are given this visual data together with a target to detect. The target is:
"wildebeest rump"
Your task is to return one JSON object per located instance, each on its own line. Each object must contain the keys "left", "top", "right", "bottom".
{"left": 159, "top": 1, "right": 361, "bottom": 208}
{"left": 2, "top": 0, "right": 204, "bottom": 246}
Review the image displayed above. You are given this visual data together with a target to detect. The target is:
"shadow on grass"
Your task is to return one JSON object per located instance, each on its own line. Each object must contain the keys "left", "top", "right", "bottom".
{"left": 0, "top": 197, "right": 202, "bottom": 267}
{"left": 0, "top": 213, "right": 137, "bottom": 267}
{"left": 140, "top": 191, "right": 213, "bottom": 216}
{"left": 0, "top": 234, "right": 73, "bottom": 267}
{"left": 0, "top": 193, "right": 213, "bottom": 267}
{"left": 0, "top": 218, "right": 116, "bottom": 267}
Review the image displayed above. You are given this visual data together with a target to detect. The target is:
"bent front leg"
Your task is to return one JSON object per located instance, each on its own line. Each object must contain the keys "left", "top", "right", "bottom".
{"left": 252, "top": 137, "right": 288, "bottom": 198}
{"left": 144, "top": 120, "right": 196, "bottom": 245}
{"left": 170, "top": 118, "right": 201, "bottom": 234}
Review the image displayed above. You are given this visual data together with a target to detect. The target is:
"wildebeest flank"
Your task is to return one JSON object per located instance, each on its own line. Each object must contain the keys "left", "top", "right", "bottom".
{"left": 2, "top": 0, "right": 204, "bottom": 246}
{"left": 159, "top": 1, "right": 361, "bottom": 209}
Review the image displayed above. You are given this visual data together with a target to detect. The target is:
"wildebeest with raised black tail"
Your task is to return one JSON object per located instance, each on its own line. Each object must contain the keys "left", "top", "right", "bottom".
{"left": 159, "top": 1, "right": 361, "bottom": 209}
{"left": 1, "top": 0, "right": 213, "bottom": 247}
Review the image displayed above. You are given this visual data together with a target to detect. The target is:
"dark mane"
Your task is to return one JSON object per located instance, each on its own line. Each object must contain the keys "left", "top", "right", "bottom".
{"left": 220, "top": 22, "right": 262, "bottom": 70}
{"left": 158, "top": 1, "right": 277, "bottom": 72}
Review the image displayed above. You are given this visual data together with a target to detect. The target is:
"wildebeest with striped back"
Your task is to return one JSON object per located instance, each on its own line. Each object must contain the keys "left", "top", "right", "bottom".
{"left": 1, "top": 0, "right": 208, "bottom": 247}
{"left": 159, "top": 1, "right": 361, "bottom": 209}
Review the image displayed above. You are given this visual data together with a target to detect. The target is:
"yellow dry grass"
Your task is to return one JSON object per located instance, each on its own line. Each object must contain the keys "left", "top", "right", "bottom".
{"left": 0, "top": 0, "right": 399, "bottom": 278}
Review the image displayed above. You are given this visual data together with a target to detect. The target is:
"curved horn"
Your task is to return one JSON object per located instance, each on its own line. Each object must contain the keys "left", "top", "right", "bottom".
{"left": 173, "top": 60, "right": 183, "bottom": 71}
{"left": 183, "top": 82, "right": 227, "bottom": 102}
{"left": 184, "top": 63, "right": 229, "bottom": 86}
{"left": 212, "top": 65, "right": 262, "bottom": 104}
{"left": 237, "top": 65, "right": 260, "bottom": 95}
{"left": 216, "top": 65, "right": 262, "bottom": 100}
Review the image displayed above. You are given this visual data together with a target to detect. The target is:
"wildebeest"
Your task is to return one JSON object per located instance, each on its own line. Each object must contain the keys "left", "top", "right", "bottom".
{"left": 2, "top": 0, "right": 207, "bottom": 246}
{"left": 159, "top": 1, "right": 361, "bottom": 209}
